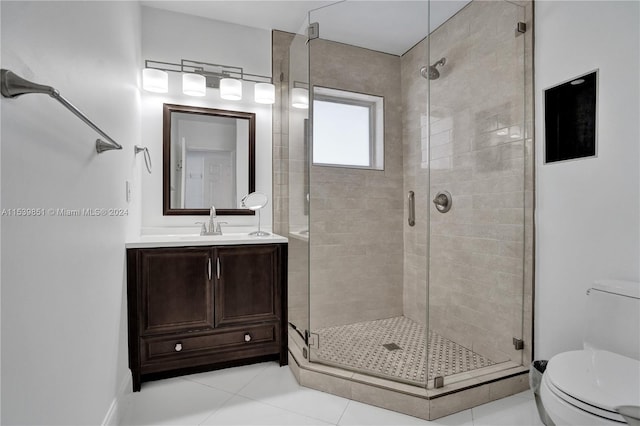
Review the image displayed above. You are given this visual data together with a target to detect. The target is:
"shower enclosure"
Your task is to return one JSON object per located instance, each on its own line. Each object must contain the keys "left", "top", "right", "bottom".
{"left": 273, "top": 0, "right": 533, "bottom": 419}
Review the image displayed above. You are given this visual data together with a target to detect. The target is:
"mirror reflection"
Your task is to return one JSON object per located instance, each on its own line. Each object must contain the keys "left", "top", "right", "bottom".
{"left": 163, "top": 104, "right": 255, "bottom": 215}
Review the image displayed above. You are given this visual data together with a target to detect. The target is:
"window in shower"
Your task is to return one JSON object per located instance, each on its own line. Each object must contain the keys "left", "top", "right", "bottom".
{"left": 312, "top": 86, "right": 384, "bottom": 170}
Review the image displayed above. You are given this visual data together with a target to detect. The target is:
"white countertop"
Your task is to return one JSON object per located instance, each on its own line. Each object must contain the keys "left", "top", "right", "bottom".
{"left": 126, "top": 230, "right": 288, "bottom": 249}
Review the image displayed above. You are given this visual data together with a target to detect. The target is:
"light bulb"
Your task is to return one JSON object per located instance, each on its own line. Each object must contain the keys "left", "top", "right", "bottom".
{"left": 142, "top": 68, "right": 168, "bottom": 93}
{"left": 220, "top": 78, "right": 242, "bottom": 100}
{"left": 254, "top": 83, "right": 275, "bottom": 104}
{"left": 182, "top": 73, "right": 206, "bottom": 96}
{"left": 291, "top": 87, "right": 308, "bottom": 109}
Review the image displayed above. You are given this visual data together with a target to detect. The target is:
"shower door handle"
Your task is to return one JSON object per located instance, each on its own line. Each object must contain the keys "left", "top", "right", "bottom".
{"left": 408, "top": 191, "right": 415, "bottom": 226}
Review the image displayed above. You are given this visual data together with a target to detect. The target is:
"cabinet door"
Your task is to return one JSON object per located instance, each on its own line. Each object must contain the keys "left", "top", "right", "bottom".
{"left": 215, "top": 245, "right": 280, "bottom": 326}
{"left": 138, "top": 248, "right": 214, "bottom": 335}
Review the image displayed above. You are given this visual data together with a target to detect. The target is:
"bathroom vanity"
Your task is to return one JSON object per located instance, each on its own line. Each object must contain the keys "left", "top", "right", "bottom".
{"left": 126, "top": 234, "right": 287, "bottom": 391}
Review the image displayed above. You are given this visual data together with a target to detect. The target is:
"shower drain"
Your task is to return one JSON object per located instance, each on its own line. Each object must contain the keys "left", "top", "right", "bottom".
{"left": 382, "top": 343, "right": 402, "bottom": 351}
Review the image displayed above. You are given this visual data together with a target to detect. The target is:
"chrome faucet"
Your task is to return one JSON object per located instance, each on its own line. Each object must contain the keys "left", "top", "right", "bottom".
{"left": 197, "top": 206, "right": 224, "bottom": 235}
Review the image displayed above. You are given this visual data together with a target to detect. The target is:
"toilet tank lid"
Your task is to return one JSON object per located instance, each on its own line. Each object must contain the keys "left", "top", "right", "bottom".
{"left": 591, "top": 280, "right": 640, "bottom": 299}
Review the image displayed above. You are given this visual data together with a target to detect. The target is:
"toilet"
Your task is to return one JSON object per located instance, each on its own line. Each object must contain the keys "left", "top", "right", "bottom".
{"left": 540, "top": 280, "right": 640, "bottom": 425}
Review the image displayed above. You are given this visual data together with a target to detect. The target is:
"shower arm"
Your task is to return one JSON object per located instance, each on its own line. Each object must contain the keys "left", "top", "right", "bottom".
{"left": 434, "top": 58, "right": 446, "bottom": 68}
{"left": 0, "top": 69, "right": 122, "bottom": 154}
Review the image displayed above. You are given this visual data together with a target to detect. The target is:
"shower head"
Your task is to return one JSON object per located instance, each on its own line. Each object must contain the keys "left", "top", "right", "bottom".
{"left": 420, "top": 57, "right": 447, "bottom": 80}
{"left": 424, "top": 65, "right": 440, "bottom": 80}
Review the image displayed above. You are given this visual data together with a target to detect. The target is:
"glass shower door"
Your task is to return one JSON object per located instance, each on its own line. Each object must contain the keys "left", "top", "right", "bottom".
{"left": 426, "top": 0, "right": 528, "bottom": 386}
{"left": 283, "top": 0, "right": 532, "bottom": 396}
{"left": 304, "top": 1, "right": 431, "bottom": 387}
{"left": 285, "top": 16, "right": 311, "bottom": 351}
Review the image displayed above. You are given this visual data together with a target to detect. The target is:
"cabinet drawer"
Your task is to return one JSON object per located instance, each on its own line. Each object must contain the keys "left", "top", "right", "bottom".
{"left": 142, "top": 323, "right": 277, "bottom": 361}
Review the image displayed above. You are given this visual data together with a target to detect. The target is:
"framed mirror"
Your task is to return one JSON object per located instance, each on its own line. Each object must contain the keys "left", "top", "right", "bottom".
{"left": 163, "top": 104, "right": 256, "bottom": 215}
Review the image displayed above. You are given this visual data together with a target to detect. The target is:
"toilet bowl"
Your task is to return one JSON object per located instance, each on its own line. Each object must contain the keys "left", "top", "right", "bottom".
{"left": 539, "top": 280, "right": 640, "bottom": 425}
{"left": 540, "top": 349, "right": 640, "bottom": 425}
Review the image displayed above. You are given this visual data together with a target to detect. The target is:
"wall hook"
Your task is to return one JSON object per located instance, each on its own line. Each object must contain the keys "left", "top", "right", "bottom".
{"left": 135, "top": 146, "right": 152, "bottom": 174}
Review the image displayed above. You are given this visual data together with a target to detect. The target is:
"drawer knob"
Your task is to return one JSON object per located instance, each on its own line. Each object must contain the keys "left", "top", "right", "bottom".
{"left": 175, "top": 343, "right": 183, "bottom": 352}
{"left": 244, "top": 333, "right": 252, "bottom": 342}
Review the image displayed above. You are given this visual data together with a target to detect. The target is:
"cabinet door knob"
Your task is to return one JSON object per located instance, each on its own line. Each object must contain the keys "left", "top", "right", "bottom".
{"left": 175, "top": 343, "right": 183, "bottom": 352}
{"left": 244, "top": 333, "right": 252, "bottom": 342}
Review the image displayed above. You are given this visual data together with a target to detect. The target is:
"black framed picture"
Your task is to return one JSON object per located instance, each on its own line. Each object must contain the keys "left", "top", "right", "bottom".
{"left": 544, "top": 70, "right": 597, "bottom": 163}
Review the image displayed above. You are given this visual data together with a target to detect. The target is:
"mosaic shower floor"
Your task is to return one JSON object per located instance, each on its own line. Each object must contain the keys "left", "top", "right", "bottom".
{"left": 312, "top": 316, "right": 495, "bottom": 385}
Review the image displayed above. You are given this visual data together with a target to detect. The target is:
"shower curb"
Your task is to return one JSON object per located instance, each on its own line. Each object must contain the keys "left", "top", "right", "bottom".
{"left": 288, "top": 333, "right": 529, "bottom": 420}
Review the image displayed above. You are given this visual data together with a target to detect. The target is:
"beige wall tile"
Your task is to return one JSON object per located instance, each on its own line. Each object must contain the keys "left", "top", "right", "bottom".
{"left": 488, "top": 373, "right": 530, "bottom": 401}
{"left": 276, "top": 0, "right": 534, "bottom": 402}
{"left": 351, "top": 382, "right": 430, "bottom": 420}
{"left": 408, "top": 0, "right": 533, "bottom": 368}
{"left": 429, "top": 385, "right": 490, "bottom": 419}
{"left": 307, "top": 38, "right": 404, "bottom": 329}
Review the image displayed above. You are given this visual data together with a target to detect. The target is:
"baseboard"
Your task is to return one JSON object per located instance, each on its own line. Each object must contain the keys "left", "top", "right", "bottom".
{"left": 102, "top": 374, "right": 132, "bottom": 426}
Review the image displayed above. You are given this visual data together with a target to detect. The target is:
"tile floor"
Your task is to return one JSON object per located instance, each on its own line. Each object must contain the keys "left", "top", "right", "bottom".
{"left": 314, "top": 316, "right": 495, "bottom": 384}
{"left": 120, "top": 362, "right": 545, "bottom": 426}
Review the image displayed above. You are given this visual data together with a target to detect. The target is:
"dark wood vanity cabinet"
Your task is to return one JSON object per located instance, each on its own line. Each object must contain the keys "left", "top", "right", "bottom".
{"left": 127, "top": 243, "right": 287, "bottom": 391}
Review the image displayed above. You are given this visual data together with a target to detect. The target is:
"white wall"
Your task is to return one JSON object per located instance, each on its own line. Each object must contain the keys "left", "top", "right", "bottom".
{"left": 140, "top": 6, "right": 273, "bottom": 230}
{"left": 0, "top": 1, "right": 141, "bottom": 424}
{"left": 535, "top": 1, "right": 640, "bottom": 360}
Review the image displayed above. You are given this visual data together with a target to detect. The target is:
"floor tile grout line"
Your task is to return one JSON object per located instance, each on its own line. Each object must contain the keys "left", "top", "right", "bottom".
{"left": 170, "top": 377, "right": 238, "bottom": 426}
{"left": 233, "top": 364, "right": 273, "bottom": 396}
{"left": 196, "top": 390, "right": 236, "bottom": 426}
{"left": 182, "top": 364, "right": 271, "bottom": 396}
{"left": 234, "top": 388, "right": 348, "bottom": 424}
{"left": 471, "top": 404, "right": 477, "bottom": 425}
{"left": 335, "top": 399, "right": 352, "bottom": 425}
{"left": 180, "top": 376, "right": 235, "bottom": 397}
{"left": 178, "top": 364, "right": 343, "bottom": 424}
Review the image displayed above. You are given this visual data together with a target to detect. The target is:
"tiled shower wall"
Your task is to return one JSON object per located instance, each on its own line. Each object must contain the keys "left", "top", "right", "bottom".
{"left": 274, "top": 0, "right": 534, "bottom": 367}
{"left": 307, "top": 39, "right": 404, "bottom": 329}
{"left": 273, "top": 33, "right": 405, "bottom": 330}
{"left": 401, "top": 1, "right": 534, "bottom": 364}
{"left": 272, "top": 30, "right": 294, "bottom": 237}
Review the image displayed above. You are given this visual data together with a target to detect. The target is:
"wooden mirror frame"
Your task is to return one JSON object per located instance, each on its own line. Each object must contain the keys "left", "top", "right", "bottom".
{"left": 162, "top": 103, "right": 256, "bottom": 215}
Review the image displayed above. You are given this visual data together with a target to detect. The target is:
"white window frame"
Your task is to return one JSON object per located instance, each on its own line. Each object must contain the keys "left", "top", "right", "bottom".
{"left": 312, "top": 86, "right": 384, "bottom": 170}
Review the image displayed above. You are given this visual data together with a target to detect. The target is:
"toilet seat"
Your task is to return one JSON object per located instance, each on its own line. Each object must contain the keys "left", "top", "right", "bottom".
{"left": 544, "top": 349, "right": 640, "bottom": 423}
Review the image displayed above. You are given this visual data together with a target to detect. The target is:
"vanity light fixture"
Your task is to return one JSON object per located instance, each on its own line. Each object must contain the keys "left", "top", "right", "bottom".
{"left": 291, "top": 87, "right": 309, "bottom": 109}
{"left": 142, "top": 59, "right": 274, "bottom": 104}
{"left": 220, "top": 78, "right": 242, "bottom": 100}
{"left": 254, "top": 82, "right": 275, "bottom": 104}
{"left": 142, "top": 68, "right": 168, "bottom": 93}
{"left": 182, "top": 73, "right": 206, "bottom": 97}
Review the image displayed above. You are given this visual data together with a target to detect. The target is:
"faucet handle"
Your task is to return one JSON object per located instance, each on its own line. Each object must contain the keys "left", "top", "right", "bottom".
{"left": 195, "top": 222, "right": 207, "bottom": 235}
{"left": 215, "top": 221, "right": 228, "bottom": 234}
